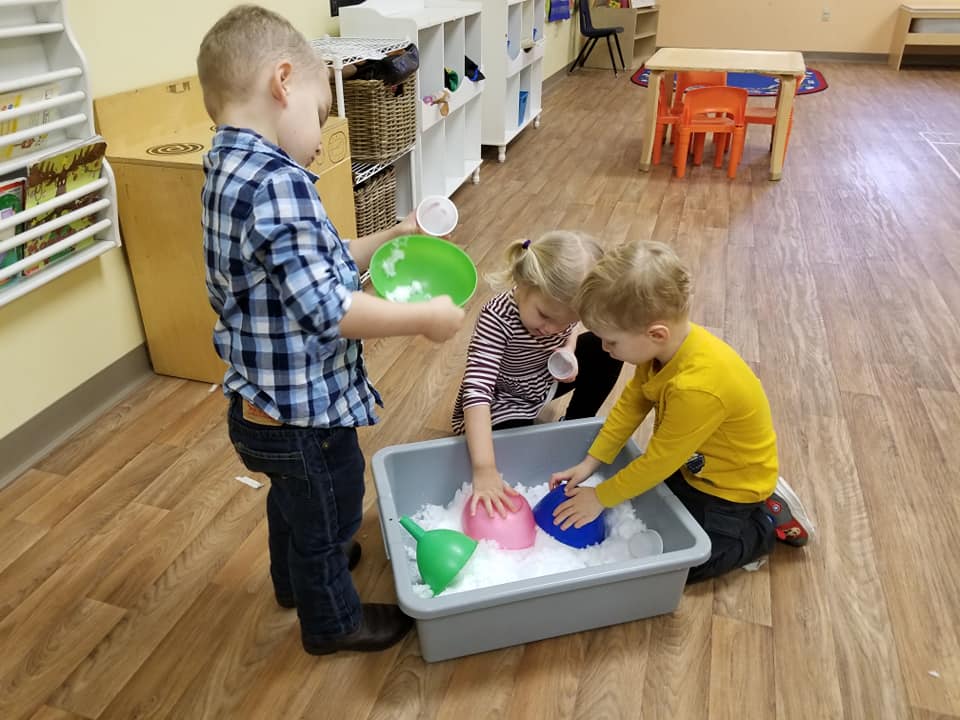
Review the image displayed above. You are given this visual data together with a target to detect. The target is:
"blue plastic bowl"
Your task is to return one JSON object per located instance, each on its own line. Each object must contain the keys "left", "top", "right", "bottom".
{"left": 532, "top": 485, "right": 606, "bottom": 549}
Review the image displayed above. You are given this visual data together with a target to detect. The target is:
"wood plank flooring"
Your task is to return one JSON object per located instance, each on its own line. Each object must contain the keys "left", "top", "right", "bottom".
{"left": 2, "top": 61, "right": 960, "bottom": 719}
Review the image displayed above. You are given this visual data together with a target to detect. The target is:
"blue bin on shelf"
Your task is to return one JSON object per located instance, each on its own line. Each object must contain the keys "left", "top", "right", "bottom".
{"left": 518, "top": 90, "right": 529, "bottom": 126}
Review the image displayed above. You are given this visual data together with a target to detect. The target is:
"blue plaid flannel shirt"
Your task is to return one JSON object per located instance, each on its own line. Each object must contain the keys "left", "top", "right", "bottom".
{"left": 202, "top": 127, "right": 381, "bottom": 427}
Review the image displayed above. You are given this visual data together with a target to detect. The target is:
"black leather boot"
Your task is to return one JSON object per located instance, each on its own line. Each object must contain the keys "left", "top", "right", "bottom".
{"left": 302, "top": 603, "right": 413, "bottom": 655}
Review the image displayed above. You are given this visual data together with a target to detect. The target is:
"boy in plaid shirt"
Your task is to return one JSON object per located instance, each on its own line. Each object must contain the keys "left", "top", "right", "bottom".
{"left": 198, "top": 5, "right": 464, "bottom": 655}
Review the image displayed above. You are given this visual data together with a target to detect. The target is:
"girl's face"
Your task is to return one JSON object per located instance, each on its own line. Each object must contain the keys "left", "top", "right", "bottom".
{"left": 515, "top": 285, "right": 578, "bottom": 337}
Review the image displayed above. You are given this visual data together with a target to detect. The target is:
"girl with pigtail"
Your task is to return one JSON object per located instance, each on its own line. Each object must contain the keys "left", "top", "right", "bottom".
{"left": 452, "top": 231, "right": 624, "bottom": 518}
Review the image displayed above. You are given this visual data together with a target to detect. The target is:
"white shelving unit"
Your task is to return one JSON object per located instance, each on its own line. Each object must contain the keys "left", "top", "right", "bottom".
{"left": 340, "top": 1, "right": 485, "bottom": 206}
{"left": 312, "top": 36, "right": 416, "bottom": 216}
{"left": 451, "top": 0, "right": 543, "bottom": 163}
{"left": 0, "top": 0, "right": 120, "bottom": 308}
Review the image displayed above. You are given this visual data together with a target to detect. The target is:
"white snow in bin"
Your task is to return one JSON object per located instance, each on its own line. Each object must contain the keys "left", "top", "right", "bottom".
{"left": 407, "top": 473, "right": 651, "bottom": 597}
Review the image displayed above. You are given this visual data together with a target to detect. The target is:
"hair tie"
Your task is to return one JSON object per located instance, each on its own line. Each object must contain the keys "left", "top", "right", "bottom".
{"left": 521, "top": 239, "right": 531, "bottom": 249}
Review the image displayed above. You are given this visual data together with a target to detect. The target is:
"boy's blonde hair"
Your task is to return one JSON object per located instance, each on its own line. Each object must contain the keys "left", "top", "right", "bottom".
{"left": 487, "top": 231, "right": 603, "bottom": 307}
{"left": 197, "top": 5, "right": 324, "bottom": 121}
{"left": 576, "top": 240, "right": 691, "bottom": 331}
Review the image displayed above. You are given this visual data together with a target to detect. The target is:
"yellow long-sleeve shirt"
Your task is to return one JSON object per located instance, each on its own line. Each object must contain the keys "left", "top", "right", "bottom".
{"left": 591, "top": 324, "right": 778, "bottom": 507}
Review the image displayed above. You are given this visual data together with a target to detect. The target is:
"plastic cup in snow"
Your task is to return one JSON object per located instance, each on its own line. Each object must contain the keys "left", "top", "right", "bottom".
{"left": 628, "top": 529, "right": 664, "bottom": 558}
{"left": 416, "top": 195, "right": 459, "bottom": 237}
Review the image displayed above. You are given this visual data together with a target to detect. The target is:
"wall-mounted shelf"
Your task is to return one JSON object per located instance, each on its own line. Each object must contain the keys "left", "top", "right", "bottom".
{"left": 0, "top": 0, "right": 120, "bottom": 308}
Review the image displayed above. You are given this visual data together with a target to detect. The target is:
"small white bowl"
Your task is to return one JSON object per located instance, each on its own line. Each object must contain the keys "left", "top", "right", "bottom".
{"left": 628, "top": 529, "right": 664, "bottom": 558}
{"left": 547, "top": 349, "right": 577, "bottom": 381}
{"left": 416, "top": 195, "right": 459, "bottom": 237}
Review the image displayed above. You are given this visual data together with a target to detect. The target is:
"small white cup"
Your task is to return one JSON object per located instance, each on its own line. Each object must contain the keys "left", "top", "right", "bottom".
{"left": 547, "top": 349, "right": 577, "bottom": 381}
{"left": 416, "top": 195, "right": 459, "bottom": 237}
{"left": 628, "top": 530, "right": 664, "bottom": 558}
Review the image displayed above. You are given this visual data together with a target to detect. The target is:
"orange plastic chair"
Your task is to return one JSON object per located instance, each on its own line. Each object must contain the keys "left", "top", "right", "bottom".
{"left": 671, "top": 71, "right": 728, "bottom": 115}
{"left": 744, "top": 74, "right": 801, "bottom": 158}
{"left": 674, "top": 86, "right": 748, "bottom": 179}
{"left": 652, "top": 71, "right": 727, "bottom": 165}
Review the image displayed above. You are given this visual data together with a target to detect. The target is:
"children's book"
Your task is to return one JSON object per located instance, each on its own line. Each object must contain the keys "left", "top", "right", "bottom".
{"left": 0, "top": 83, "right": 61, "bottom": 161}
{"left": 21, "top": 137, "right": 107, "bottom": 276}
{"left": 0, "top": 177, "right": 26, "bottom": 286}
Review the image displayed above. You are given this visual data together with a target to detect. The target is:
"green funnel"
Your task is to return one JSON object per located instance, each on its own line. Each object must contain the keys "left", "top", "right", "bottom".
{"left": 400, "top": 516, "right": 478, "bottom": 595}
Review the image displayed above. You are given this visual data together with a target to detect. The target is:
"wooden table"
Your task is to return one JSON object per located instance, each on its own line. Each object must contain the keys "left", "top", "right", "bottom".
{"left": 889, "top": 4, "right": 960, "bottom": 70}
{"left": 639, "top": 48, "right": 806, "bottom": 181}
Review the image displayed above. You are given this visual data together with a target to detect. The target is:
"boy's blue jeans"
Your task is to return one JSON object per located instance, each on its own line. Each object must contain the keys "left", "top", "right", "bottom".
{"left": 227, "top": 395, "right": 364, "bottom": 639}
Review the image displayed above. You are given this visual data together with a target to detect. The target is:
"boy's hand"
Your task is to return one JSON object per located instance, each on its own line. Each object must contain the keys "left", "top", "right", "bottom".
{"left": 549, "top": 455, "right": 602, "bottom": 492}
{"left": 421, "top": 296, "right": 465, "bottom": 342}
{"left": 396, "top": 211, "right": 420, "bottom": 238}
{"left": 552, "top": 486, "right": 604, "bottom": 529}
{"left": 469, "top": 466, "right": 520, "bottom": 518}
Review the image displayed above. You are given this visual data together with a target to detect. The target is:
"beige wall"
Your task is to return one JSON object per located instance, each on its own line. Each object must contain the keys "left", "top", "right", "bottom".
{"left": 70, "top": 0, "right": 340, "bottom": 97}
{"left": 658, "top": 0, "right": 902, "bottom": 54}
{"left": 0, "top": 0, "right": 339, "bottom": 441}
{"left": 541, "top": 0, "right": 904, "bottom": 79}
{"left": 544, "top": 13, "right": 582, "bottom": 78}
{"left": 1, "top": 0, "right": 575, "bottom": 443}
{"left": 0, "top": 253, "right": 144, "bottom": 437}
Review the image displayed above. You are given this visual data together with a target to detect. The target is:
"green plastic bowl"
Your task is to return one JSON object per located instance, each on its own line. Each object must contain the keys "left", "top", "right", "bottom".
{"left": 369, "top": 234, "right": 477, "bottom": 307}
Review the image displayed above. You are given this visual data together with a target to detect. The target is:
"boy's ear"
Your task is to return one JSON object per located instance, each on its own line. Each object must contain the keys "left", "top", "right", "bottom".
{"left": 647, "top": 322, "right": 670, "bottom": 343}
{"left": 269, "top": 61, "right": 294, "bottom": 105}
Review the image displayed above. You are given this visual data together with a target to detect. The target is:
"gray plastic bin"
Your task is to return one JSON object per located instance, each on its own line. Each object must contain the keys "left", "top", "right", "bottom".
{"left": 371, "top": 418, "right": 711, "bottom": 662}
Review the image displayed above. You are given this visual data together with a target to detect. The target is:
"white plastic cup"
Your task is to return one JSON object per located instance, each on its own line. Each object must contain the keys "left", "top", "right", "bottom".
{"left": 416, "top": 195, "right": 459, "bottom": 237}
{"left": 547, "top": 349, "right": 577, "bottom": 381}
{"left": 628, "top": 530, "right": 664, "bottom": 558}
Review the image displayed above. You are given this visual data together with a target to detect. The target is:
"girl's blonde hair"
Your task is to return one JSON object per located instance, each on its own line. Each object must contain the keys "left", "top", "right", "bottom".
{"left": 487, "top": 231, "right": 603, "bottom": 306}
{"left": 576, "top": 240, "right": 691, "bottom": 332}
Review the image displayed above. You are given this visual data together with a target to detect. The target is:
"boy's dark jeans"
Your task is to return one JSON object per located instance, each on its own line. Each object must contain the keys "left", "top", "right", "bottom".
{"left": 665, "top": 471, "right": 776, "bottom": 583}
{"left": 227, "top": 395, "right": 364, "bottom": 639}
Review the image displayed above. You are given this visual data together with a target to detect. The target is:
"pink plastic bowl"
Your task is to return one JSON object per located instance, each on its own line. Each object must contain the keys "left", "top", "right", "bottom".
{"left": 461, "top": 494, "right": 537, "bottom": 550}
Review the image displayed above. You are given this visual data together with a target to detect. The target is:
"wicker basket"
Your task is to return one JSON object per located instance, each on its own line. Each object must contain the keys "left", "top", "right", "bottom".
{"left": 331, "top": 77, "right": 417, "bottom": 162}
{"left": 353, "top": 166, "right": 398, "bottom": 237}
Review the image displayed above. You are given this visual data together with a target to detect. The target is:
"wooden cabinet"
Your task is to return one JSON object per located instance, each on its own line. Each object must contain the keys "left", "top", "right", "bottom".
{"left": 94, "top": 76, "right": 357, "bottom": 383}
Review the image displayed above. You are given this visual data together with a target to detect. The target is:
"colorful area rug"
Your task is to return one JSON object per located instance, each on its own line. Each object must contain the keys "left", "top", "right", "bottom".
{"left": 630, "top": 67, "right": 828, "bottom": 96}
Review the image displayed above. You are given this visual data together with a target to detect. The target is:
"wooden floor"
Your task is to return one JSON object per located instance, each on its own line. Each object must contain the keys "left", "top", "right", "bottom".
{"left": 3, "top": 61, "right": 960, "bottom": 720}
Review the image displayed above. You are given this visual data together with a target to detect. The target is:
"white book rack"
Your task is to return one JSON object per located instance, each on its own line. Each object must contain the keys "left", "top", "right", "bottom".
{"left": 0, "top": 0, "right": 121, "bottom": 308}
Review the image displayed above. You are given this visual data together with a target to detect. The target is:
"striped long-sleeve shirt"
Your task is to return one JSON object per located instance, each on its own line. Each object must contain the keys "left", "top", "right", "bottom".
{"left": 452, "top": 291, "right": 574, "bottom": 433}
